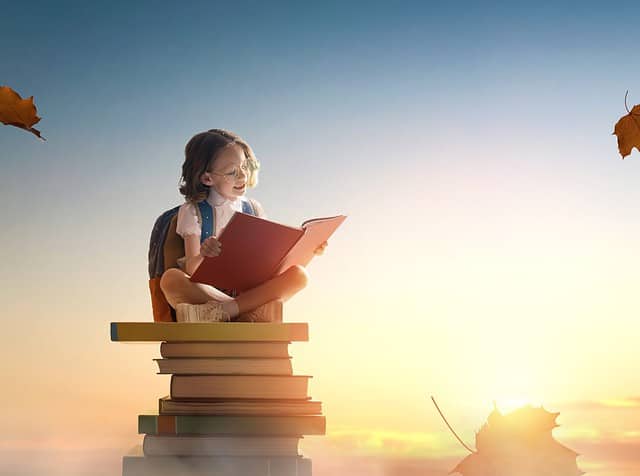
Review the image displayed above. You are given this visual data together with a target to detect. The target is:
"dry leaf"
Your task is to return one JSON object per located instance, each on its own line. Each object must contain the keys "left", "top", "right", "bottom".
{"left": 0, "top": 85, "right": 45, "bottom": 140}
{"left": 451, "top": 405, "right": 583, "bottom": 476}
{"left": 613, "top": 104, "right": 640, "bottom": 159}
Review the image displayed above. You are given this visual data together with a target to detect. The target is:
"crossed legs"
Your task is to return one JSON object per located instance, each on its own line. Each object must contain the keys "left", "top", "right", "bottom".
{"left": 159, "top": 265, "right": 308, "bottom": 314}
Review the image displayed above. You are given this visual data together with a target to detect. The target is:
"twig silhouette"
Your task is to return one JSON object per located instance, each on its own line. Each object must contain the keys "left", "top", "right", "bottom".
{"left": 624, "top": 90, "right": 640, "bottom": 134}
{"left": 625, "top": 90, "right": 630, "bottom": 113}
{"left": 430, "top": 395, "right": 474, "bottom": 453}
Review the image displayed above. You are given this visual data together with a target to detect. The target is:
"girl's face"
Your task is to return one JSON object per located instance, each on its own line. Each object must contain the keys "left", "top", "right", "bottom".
{"left": 200, "top": 144, "right": 249, "bottom": 200}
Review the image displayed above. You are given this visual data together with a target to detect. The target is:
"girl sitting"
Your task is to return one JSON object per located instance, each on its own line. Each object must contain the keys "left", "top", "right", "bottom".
{"left": 160, "top": 129, "right": 325, "bottom": 322}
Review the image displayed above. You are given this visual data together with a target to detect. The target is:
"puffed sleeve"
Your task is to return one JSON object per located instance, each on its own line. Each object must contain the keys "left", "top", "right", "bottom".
{"left": 176, "top": 202, "right": 201, "bottom": 237}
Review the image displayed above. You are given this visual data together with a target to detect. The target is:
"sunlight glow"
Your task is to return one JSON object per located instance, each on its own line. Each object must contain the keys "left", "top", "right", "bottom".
{"left": 326, "top": 427, "right": 459, "bottom": 458}
{"left": 493, "top": 397, "right": 543, "bottom": 414}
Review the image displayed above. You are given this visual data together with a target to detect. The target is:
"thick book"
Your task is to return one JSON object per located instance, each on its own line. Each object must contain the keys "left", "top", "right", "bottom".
{"left": 154, "top": 357, "right": 293, "bottom": 375}
{"left": 139, "top": 414, "right": 326, "bottom": 436}
{"left": 190, "top": 213, "right": 346, "bottom": 292}
{"left": 158, "top": 396, "right": 322, "bottom": 416}
{"left": 142, "top": 435, "right": 300, "bottom": 457}
{"left": 110, "top": 322, "right": 308, "bottom": 342}
{"left": 122, "top": 448, "right": 312, "bottom": 476}
{"left": 170, "top": 375, "right": 310, "bottom": 400}
{"left": 160, "top": 341, "right": 291, "bottom": 358}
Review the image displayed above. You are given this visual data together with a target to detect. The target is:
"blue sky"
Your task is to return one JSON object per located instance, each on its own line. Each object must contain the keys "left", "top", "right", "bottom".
{"left": 4, "top": 0, "right": 640, "bottom": 288}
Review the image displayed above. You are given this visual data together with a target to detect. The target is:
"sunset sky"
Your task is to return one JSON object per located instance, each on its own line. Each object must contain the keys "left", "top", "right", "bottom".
{"left": 2, "top": 1, "right": 640, "bottom": 475}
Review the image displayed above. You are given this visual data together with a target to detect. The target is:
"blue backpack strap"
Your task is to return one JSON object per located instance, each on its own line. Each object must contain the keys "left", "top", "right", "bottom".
{"left": 197, "top": 201, "right": 214, "bottom": 243}
{"left": 242, "top": 198, "right": 256, "bottom": 216}
{"left": 196, "top": 199, "right": 255, "bottom": 245}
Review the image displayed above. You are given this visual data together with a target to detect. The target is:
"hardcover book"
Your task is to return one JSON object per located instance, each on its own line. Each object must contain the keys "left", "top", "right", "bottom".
{"left": 110, "top": 322, "right": 308, "bottom": 342}
{"left": 138, "top": 414, "right": 326, "bottom": 435}
{"left": 154, "top": 357, "right": 293, "bottom": 375}
{"left": 142, "top": 435, "right": 300, "bottom": 456}
{"left": 158, "top": 396, "right": 322, "bottom": 416}
{"left": 160, "top": 341, "right": 291, "bottom": 358}
{"left": 123, "top": 446, "right": 312, "bottom": 476}
{"left": 190, "top": 213, "right": 346, "bottom": 292}
{"left": 170, "top": 374, "right": 311, "bottom": 400}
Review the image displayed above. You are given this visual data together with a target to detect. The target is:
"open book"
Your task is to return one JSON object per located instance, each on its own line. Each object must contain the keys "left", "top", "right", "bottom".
{"left": 190, "top": 213, "right": 346, "bottom": 293}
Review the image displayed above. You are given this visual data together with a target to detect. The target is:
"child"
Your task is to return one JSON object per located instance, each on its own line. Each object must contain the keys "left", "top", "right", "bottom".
{"left": 160, "top": 129, "right": 326, "bottom": 323}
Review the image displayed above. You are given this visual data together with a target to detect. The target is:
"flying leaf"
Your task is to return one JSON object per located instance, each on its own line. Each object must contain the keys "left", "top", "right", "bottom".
{"left": 451, "top": 405, "right": 583, "bottom": 476}
{"left": 0, "top": 85, "right": 45, "bottom": 140}
{"left": 613, "top": 104, "right": 640, "bottom": 159}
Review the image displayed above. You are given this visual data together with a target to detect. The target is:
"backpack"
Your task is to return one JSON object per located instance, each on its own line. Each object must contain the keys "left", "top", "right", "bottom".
{"left": 148, "top": 199, "right": 257, "bottom": 322}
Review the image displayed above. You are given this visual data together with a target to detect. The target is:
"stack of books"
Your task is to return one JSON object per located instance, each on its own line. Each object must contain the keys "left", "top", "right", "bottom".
{"left": 110, "top": 322, "right": 324, "bottom": 476}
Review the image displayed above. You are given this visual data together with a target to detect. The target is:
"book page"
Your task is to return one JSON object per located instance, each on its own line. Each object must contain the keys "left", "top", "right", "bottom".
{"left": 275, "top": 215, "right": 346, "bottom": 274}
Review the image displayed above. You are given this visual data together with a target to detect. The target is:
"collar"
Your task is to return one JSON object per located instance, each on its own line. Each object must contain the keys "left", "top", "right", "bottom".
{"left": 207, "top": 188, "right": 244, "bottom": 211}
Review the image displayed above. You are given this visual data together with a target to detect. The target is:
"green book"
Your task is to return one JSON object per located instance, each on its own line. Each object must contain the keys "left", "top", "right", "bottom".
{"left": 110, "top": 322, "right": 308, "bottom": 342}
{"left": 138, "top": 415, "right": 326, "bottom": 436}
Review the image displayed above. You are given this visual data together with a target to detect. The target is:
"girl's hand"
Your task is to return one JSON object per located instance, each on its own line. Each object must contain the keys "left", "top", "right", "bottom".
{"left": 314, "top": 241, "right": 328, "bottom": 256}
{"left": 200, "top": 236, "right": 222, "bottom": 258}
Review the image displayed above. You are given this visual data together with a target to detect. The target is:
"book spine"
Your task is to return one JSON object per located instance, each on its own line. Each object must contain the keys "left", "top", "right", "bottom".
{"left": 156, "top": 399, "right": 323, "bottom": 417}
{"left": 170, "top": 375, "right": 309, "bottom": 400}
{"left": 124, "top": 455, "right": 310, "bottom": 476}
{"left": 138, "top": 415, "right": 326, "bottom": 436}
{"left": 155, "top": 358, "right": 293, "bottom": 375}
{"left": 111, "top": 322, "right": 309, "bottom": 342}
{"left": 142, "top": 435, "right": 300, "bottom": 457}
{"left": 160, "top": 342, "right": 292, "bottom": 358}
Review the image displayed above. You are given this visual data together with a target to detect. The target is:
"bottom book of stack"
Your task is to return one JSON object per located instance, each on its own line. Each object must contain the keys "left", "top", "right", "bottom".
{"left": 123, "top": 445, "right": 312, "bottom": 476}
{"left": 124, "top": 414, "right": 323, "bottom": 476}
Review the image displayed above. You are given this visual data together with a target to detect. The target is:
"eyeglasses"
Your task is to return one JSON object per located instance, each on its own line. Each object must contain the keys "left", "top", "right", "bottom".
{"left": 210, "top": 162, "right": 250, "bottom": 182}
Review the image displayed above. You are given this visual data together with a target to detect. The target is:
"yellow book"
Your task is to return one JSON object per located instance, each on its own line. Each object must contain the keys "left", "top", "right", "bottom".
{"left": 110, "top": 322, "right": 308, "bottom": 342}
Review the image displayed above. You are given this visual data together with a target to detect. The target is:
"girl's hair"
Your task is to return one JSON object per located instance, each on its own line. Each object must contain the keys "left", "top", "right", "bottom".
{"left": 179, "top": 129, "right": 260, "bottom": 202}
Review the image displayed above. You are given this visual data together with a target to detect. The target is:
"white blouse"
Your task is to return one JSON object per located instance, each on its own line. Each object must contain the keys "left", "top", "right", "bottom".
{"left": 176, "top": 189, "right": 264, "bottom": 238}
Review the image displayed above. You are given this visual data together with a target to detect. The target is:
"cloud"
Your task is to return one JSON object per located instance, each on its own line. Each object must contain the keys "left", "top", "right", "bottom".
{"left": 322, "top": 427, "right": 465, "bottom": 459}
{"left": 304, "top": 429, "right": 468, "bottom": 476}
{"left": 552, "top": 430, "right": 640, "bottom": 476}
{"left": 310, "top": 453, "right": 461, "bottom": 476}
{"left": 573, "top": 436, "right": 640, "bottom": 465}
{"left": 559, "top": 397, "right": 640, "bottom": 411}
{"left": 0, "top": 447, "right": 123, "bottom": 476}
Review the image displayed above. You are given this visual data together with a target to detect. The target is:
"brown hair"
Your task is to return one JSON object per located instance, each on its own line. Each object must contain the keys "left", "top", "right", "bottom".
{"left": 179, "top": 129, "right": 260, "bottom": 202}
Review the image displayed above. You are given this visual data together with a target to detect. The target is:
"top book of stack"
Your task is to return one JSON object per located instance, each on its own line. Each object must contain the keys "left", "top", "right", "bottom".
{"left": 110, "top": 322, "right": 308, "bottom": 343}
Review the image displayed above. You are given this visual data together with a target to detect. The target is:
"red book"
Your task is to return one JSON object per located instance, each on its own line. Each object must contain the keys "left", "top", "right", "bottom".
{"left": 190, "top": 213, "right": 346, "bottom": 293}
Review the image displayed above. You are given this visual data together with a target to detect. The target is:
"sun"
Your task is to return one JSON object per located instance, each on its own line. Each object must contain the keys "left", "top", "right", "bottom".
{"left": 493, "top": 396, "right": 543, "bottom": 414}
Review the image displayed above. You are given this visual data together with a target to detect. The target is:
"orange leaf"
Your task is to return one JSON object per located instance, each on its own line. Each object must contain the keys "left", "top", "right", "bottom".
{"left": 613, "top": 104, "right": 640, "bottom": 159}
{"left": 0, "top": 85, "right": 45, "bottom": 140}
{"left": 451, "top": 406, "right": 583, "bottom": 476}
